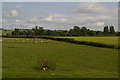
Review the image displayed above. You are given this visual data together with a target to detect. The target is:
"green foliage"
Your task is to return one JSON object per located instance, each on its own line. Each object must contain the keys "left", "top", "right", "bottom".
{"left": 9, "top": 25, "right": 118, "bottom": 37}
{"left": 104, "top": 26, "right": 109, "bottom": 35}
{"left": 96, "top": 31, "right": 103, "bottom": 36}
{"left": 110, "top": 26, "right": 115, "bottom": 35}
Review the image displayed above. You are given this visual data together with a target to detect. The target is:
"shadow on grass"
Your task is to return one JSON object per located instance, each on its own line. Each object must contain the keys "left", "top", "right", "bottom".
{"left": 2, "top": 66, "right": 9, "bottom": 68}
{"left": 7, "top": 46, "right": 15, "bottom": 48}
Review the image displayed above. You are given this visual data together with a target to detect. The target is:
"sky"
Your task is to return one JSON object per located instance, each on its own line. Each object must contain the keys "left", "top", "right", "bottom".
{"left": 2, "top": 2, "right": 118, "bottom": 31}
{"left": 1, "top": 0, "right": 119, "bottom": 2}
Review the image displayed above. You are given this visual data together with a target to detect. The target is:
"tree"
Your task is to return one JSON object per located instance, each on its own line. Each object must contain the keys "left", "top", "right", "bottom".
{"left": 35, "top": 26, "right": 38, "bottom": 29}
{"left": 89, "top": 30, "right": 96, "bottom": 36}
{"left": 33, "top": 26, "right": 44, "bottom": 35}
{"left": 110, "top": 26, "right": 115, "bottom": 35}
{"left": 38, "top": 27, "right": 44, "bottom": 35}
{"left": 46, "top": 30, "right": 53, "bottom": 35}
{"left": 73, "top": 26, "right": 80, "bottom": 31}
{"left": 81, "top": 27, "right": 88, "bottom": 36}
{"left": 73, "top": 26, "right": 81, "bottom": 36}
{"left": 103, "top": 26, "right": 109, "bottom": 36}
{"left": 11, "top": 25, "right": 118, "bottom": 37}
{"left": 12, "top": 31, "right": 15, "bottom": 35}
{"left": 96, "top": 31, "right": 103, "bottom": 36}
{"left": 69, "top": 29, "right": 74, "bottom": 36}
{"left": 13, "top": 28, "right": 20, "bottom": 35}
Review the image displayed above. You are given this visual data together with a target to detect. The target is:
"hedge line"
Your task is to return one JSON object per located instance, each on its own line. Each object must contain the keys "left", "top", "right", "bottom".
{"left": 41, "top": 36, "right": 119, "bottom": 49}
{"left": 2, "top": 35, "right": 119, "bottom": 49}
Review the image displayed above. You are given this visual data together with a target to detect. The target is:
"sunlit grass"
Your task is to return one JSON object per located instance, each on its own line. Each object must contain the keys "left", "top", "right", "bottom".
{"left": 2, "top": 38, "right": 118, "bottom": 78}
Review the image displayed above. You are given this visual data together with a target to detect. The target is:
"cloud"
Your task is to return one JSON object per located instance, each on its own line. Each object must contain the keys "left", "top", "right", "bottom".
{"left": 2, "top": 19, "right": 6, "bottom": 23}
{"left": 2, "top": 2, "right": 118, "bottom": 31}
{"left": 0, "top": 19, "right": 6, "bottom": 23}
{"left": 15, "top": 5, "right": 23, "bottom": 8}
{"left": 58, "top": 18, "right": 68, "bottom": 23}
{"left": 11, "top": 10, "right": 18, "bottom": 17}
{"left": 42, "top": 14, "right": 69, "bottom": 23}
{"left": 29, "top": 14, "right": 69, "bottom": 23}
{"left": 16, "top": 19, "right": 21, "bottom": 23}
{"left": 28, "top": 24, "right": 36, "bottom": 28}
{"left": 30, "top": 17, "right": 38, "bottom": 22}
{"left": 3, "top": 9, "right": 19, "bottom": 18}
{"left": 28, "top": 11, "right": 117, "bottom": 30}
{"left": 43, "top": 16, "right": 53, "bottom": 21}
{"left": 73, "top": 2, "right": 117, "bottom": 15}
{"left": 0, "top": 20, "right": 2, "bottom": 23}
{"left": 94, "top": 22, "right": 105, "bottom": 26}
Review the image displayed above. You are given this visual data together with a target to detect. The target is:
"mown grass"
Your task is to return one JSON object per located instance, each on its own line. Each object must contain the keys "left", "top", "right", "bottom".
{"left": 2, "top": 38, "right": 118, "bottom": 78}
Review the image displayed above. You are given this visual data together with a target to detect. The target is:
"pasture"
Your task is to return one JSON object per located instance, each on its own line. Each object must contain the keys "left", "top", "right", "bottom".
{"left": 2, "top": 38, "right": 118, "bottom": 78}
{"left": 57, "top": 37, "right": 118, "bottom": 48}
{"left": 2, "top": 30, "right": 12, "bottom": 36}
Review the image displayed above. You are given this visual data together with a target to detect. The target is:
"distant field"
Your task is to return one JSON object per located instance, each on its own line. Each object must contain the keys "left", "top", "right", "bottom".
{"left": 2, "top": 38, "right": 118, "bottom": 78}
{"left": 2, "top": 30, "right": 13, "bottom": 36}
{"left": 57, "top": 37, "right": 118, "bottom": 47}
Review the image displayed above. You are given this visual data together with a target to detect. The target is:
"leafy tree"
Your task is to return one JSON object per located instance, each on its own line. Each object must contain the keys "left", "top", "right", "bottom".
{"left": 89, "top": 30, "right": 96, "bottom": 36}
{"left": 73, "top": 26, "right": 80, "bottom": 31}
{"left": 103, "top": 26, "right": 109, "bottom": 36}
{"left": 11, "top": 25, "right": 118, "bottom": 37}
{"left": 69, "top": 29, "right": 75, "bottom": 36}
{"left": 110, "top": 26, "right": 115, "bottom": 35}
{"left": 96, "top": 31, "right": 103, "bottom": 36}
{"left": 81, "top": 27, "right": 88, "bottom": 36}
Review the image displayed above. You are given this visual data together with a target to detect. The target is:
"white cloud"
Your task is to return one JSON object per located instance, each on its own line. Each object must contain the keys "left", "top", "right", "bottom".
{"left": 0, "top": 20, "right": 2, "bottom": 23}
{"left": 29, "top": 14, "right": 69, "bottom": 23}
{"left": 0, "top": 19, "right": 6, "bottom": 23}
{"left": 52, "top": 14, "right": 66, "bottom": 17}
{"left": 29, "top": 24, "right": 36, "bottom": 28}
{"left": 11, "top": 10, "right": 18, "bottom": 17}
{"left": 43, "top": 16, "right": 53, "bottom": 21}
{"left": 94, "top": 22, "right": 104, "bottom": 26}
{"left": 15, "top": 5, "right": 23, "bottom": 8}
{"left": 73, "top": 2, "right": 117, "bottom": 14}
{"left": 24, "top": 23, "right": 28, "bottom": 26}
{"left": 58, "top": 18, "right": 68, "bottom": 22}
{"left": 3, "top": 2, "right": 117, "bottom": 30}
{"left": 2, "top": 19, "right": 6, "bottom": 23}
{"left": 16, "top": 19, "right": 21, "bottom": 23}
{"left": 42, "top": 14, "right": 69, "bottom": 23}
{"left": 30, "top": 17, "right": 38, "bottom": 22}
{"left": 29, "top": 11, "right": 117, "bottom": 29}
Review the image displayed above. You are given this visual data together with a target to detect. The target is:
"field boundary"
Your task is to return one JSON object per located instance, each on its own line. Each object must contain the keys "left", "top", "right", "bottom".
{"left": 41, "top": 37, "right": 119, "bottom": 49}
{"left": 2, "top": 36, "right": 119, "bottom": 49}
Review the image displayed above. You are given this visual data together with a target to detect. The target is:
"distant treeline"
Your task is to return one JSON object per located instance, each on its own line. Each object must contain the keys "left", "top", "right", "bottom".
{"left": 10, "top": 25, "right": 119, "bottom": 36}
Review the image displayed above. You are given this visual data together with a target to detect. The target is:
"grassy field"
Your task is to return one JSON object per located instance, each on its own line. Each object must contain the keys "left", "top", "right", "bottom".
{"left": 57, "top": 37, "right": 118, "bottom": 47}
{"left": 2, "top": 30, "right": 13, "bottom": 36}
{"left": 2, "top": 38, "right": 118, "bottom": 78}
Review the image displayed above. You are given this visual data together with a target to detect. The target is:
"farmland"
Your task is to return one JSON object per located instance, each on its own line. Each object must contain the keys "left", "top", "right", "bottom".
{"left": 2, "top": 38, "right": 118, "bottom": 78}
{"left": 57, "top": 37, "right": 118, "bottom": 48}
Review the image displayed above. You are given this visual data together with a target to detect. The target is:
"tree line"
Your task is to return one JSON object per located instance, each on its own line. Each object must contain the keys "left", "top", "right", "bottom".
{"left": 11, "top": 25, "right": 119, "bottom": 36}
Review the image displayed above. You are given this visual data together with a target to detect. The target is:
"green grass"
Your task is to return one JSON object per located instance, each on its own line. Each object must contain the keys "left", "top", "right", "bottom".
{"left": 2, "top": 30, "right": 13, "bottom": 36}
{"left": 2, "top": 38, "right": 118, "bottom": 78}
{"left": 57, "top": 37, "right": 118, "bottom": 47}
